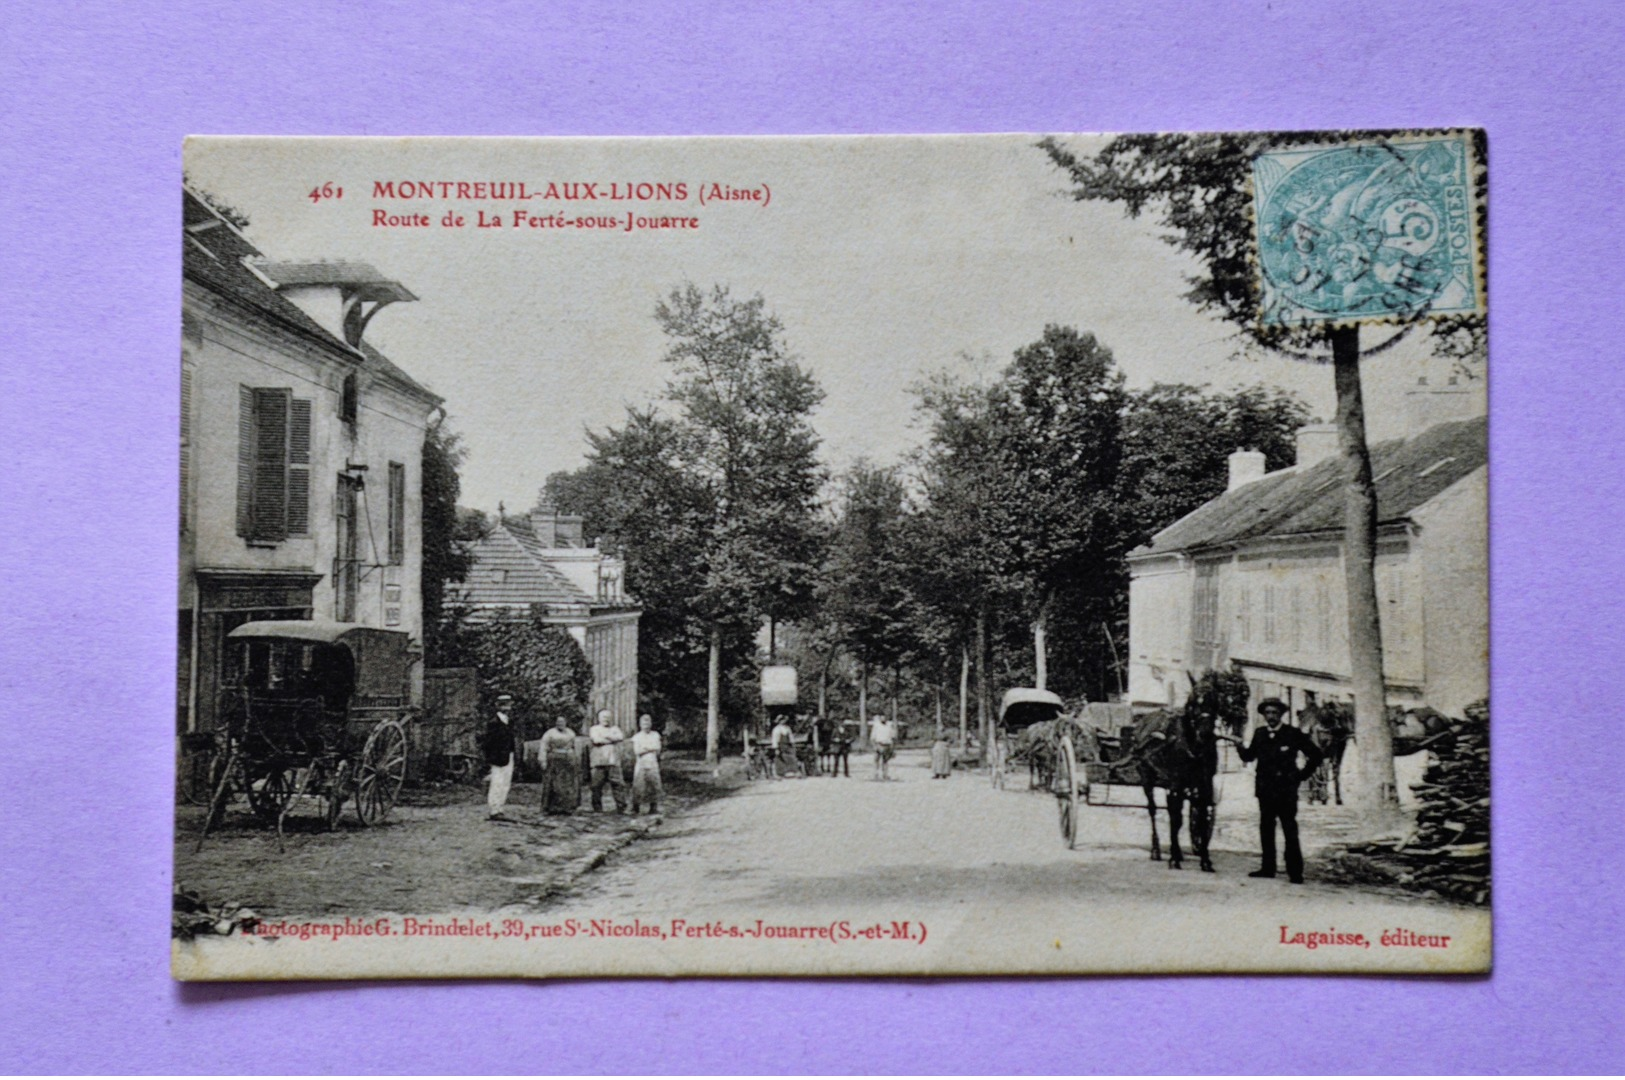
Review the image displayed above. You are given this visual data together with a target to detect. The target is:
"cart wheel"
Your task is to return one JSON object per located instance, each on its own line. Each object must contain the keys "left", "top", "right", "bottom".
{"left": 355, "top": 719, "right": 408, "bottom": 826}
{"left": 247, "top": 766, "right": 295, "bottom": 823}
{"left": 1056, "top": 734, "right": 1080, "bottom": 850}
{"left": 322, "top": 760, "right": 351, "bottom": 831}
{"left": 178, "top": 738, "right": 221, "bottom": 806}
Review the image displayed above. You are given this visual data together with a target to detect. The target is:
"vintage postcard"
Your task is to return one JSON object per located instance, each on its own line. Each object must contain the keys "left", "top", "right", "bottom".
{"left": 173, "top": 132, "right": 1489, "bottom": 979}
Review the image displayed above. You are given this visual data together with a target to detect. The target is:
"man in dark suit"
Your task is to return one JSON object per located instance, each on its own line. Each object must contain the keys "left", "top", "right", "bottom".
{"left": 481, "top": 692, "right": 519, "bottom": 821}
{"left": 1226, "top": 697, "right": 1323, "bottom": 883}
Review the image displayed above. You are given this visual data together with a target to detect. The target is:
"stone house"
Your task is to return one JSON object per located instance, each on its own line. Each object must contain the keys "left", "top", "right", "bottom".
{"left": 178, "top": 187, "right": 442, "bottom": 735}
{"left": 1127, "top": 415, "right": 1487, "bottom": 722}
{"left": 453, "top": 499, "right": 642, "bottom": 732}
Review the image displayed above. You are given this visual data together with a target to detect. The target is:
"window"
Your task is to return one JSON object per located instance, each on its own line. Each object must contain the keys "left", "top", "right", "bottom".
{"left": 1288, "top": 584, "right": 1302, "bottom": 652}
{"left": 1238, "top": 583, "right": 1251, "bottom": 644}
{"left": 236, "top": 387, "right": 312, "bottom": 543}
{"left": 1192, "top": 562, "right": 1221, "bottom": 665}
{"left": 388, "top": 461, "right": 406, "bottom": 565}
{"left": 1261, "top": 584, "right": 1277, "bottom": 645}
{"left": 1315, "top": 577, "right": 1332, "bottom": 653}
{"left": 341, "top": 372, "right": 358, "bottom": 425}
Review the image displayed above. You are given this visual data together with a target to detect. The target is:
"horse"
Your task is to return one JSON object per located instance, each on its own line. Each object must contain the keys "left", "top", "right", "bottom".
{"left": 1299, "top": 703, "right": 1352, "bottom": 806}
{"left": 1126, "top": 670, "right": 1247, "bottom": 872}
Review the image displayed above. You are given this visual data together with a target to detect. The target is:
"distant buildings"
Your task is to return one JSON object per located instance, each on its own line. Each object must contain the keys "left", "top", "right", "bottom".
{"left": 454, "top": 498, "right": 642, "bottom": 732}
{"left": 1127, "top": 415, "right": 1488, "bottom": 721}
{"left": 179, "top": 188, "right": 441, "bottom": 735}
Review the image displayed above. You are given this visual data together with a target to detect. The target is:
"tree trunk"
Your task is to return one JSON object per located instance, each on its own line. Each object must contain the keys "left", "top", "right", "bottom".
{"left": 975, "top": 604, "right": 991, "bottom": 749}
{"left": 767, "top": 615, "right": 776, "bottom": 662}
{"left": 705, "top": 623, "right": 722, "bottom": 765}
{"left": 1333, "top": 326, "right": 1398, "bottom": 812}
{"left": 818, "top": 657, "right": 828, "bottom": 722}
{"left": 958, "top": 643, "right": 970, "bottom": 746}
{"left": 1033, "top": 593, "right": 1050, "bottom": 691}
{"left": 1102, "top": 620, "right": 1124, "bottom": 700}
{"left": 858, "top": 660, "right": 869, "bottom": 750}
{"left": 890, "top": 665, "right": 899, "bottom": 726}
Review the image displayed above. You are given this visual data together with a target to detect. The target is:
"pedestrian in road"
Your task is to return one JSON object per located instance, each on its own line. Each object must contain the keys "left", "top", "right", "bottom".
{"left": 827, "top": 719, "right": 852, "bottom": 778}
{"left": 869, "top": 713, "right": 896, "bottom": 781}
{"left": 1225, "top": 697, "right": 1324, "bottom": 884}
{"left": 769, "top": 714, "right": 800, "bottom": 779}
{"left": 538, "top": 715, "right": 580, "bottom": 815}
{"left": 630, "top": 714, "right": 664, "bottom": 815}
{"left": 930, "top": 730, "right": 952, "bottom": 778}
{"left": 589, "top": 709, "right": 629, "bottom": 813}
{"left": 481, "top": 693, "right": 518, "bottom": 820}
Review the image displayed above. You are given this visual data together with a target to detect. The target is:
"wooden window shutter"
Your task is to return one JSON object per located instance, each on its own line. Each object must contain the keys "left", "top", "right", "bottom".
{"left": 287, "top": 398, "right": 312, "bottom": 535}
{"left": 388, "top": 461, "right": 406, "bottom": 564}
{"left": 251, "top": 387, "right": 291, "bottom": 541}
{"left": 180, "top": 365, "right": 193, "bottom": 533}
{"left": 236, "top": 385, "right": 254, "bottom": 536}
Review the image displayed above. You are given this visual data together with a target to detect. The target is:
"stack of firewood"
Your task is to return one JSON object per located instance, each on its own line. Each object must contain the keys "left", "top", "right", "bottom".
{"left": 1322, "top": 699, "right": 1490, "bottom": 905}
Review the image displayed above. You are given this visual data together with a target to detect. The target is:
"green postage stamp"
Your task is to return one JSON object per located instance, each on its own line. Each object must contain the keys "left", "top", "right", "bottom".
{"left": 1252, "top": 131, "right": 1486, "bottom": 327}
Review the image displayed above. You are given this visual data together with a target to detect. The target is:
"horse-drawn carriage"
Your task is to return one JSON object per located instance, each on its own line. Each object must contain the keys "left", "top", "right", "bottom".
{"left": 997, "top": 689, "right": 1090, "bottom": 848}
{"left": 195, "top": 620, "right": 414, "bottom": 847}
{"left": 1000, "top": 674, "right": 1246, "bottom": 870}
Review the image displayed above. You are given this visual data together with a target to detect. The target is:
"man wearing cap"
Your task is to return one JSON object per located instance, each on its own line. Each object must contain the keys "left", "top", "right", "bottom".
{"left": 588, "top": 709, "right": 628, "bottom": 813}
{"left": 1226, "top": 697, "right": 1323, "bottom": 883}
{"left": 481, "top": 693, "right": 518, "bottom": 821}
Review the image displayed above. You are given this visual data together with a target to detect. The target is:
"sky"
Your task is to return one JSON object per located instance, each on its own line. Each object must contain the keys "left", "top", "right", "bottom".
{"left": 186, "top": 135, "right": 1469, "bottom": 512}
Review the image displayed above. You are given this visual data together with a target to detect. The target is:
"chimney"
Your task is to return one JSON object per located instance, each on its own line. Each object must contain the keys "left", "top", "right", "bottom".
{"left": 556, "top": 515, "right": 585, "bottom": 548}
{"left": 1406, "top": 373, "right": 1482, "bottom": 432}
{"left": 1294, "top": 423, "right": 1339, "bottom": 469}
{"left": 530, "top": 500, "right": 558, "bottom": 547}
{"left": 1227, "top": 449, "right": 1267, "bottom": 491}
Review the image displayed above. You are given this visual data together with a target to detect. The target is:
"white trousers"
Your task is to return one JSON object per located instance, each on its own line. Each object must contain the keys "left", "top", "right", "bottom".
{"left": 487, "top": 761, "right": 514, "bottom": 815}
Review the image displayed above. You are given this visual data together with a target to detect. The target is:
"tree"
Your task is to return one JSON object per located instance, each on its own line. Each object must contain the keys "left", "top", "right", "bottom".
{"left": 908, "top": 368, "right": 1014, "bottom": 745}
{"left": 1043, "top": 131, "right": 1486, "bottom": 813}
{"left": 553, "top": 285, "right": 826, "bottom": 761}
{"left": 420, "top": 413, "right": 473, "bottom": 657}
{"left": 990, "top": 326, "right": 1127, "bottom": 690}
{"left": 820, "top": 462, "right": 918, "bottom": 740}
{"left": 545, "top": 408, "right": 716, "bottom": 730}
{"left": 432, "top": 606, "right": 594, "bottom": 742}
{"left": 1118, "top": 383, "right": 1311, "bottom": 546}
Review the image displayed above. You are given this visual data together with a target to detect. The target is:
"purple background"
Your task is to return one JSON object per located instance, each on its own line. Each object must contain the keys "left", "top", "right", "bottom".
{"left": 2, "top": 0, "right": 1621, "bottom": 1072}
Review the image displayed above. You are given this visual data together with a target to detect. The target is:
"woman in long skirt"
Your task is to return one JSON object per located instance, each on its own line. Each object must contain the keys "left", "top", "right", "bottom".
{"left": 538, "top": 716, "right": 580, "bottom": 814}
{"left": 930, "top": 731, "right": 953, "bottom": 778}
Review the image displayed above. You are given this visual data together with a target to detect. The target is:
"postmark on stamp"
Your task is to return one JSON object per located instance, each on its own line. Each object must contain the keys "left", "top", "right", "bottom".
{"left": 1251, "top": 131, "right": 1485, "bottom": 327}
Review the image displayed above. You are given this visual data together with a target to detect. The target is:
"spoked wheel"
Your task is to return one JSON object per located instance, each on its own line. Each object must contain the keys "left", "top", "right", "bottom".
{"left": 247, "top": 765, "right": 296, "bottom": 823}
{"left": 322, "top": 760, "right": 352, "bottom": 831}
{"left": 1055, "top": 733, "right": 1081, "bottom": 850}
{"left": 355, "top": 719, "right": 409, "bottom": 826}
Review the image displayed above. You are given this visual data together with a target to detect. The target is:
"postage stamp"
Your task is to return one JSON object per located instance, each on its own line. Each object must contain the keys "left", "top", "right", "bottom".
{"left": 173, "top": 132, "right": 1488, "bottom": 980}
{"left": 1251, "top": 130, "right": 1486, "bottom": 327}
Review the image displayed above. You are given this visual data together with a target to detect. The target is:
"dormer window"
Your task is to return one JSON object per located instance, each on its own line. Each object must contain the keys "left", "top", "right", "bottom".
{"left": 341, "top": 372, "right": 358, "bottom": 425}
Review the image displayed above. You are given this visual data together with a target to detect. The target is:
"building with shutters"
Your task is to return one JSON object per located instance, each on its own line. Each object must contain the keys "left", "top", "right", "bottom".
{"left": 178, "top": 187, "right": 442, "bottom": 735}
{"left": 452, "top": 499, "right": 642, "bottom": 732}
{"left": 1126, "top": 415, "right": 1487, "bottom": 721}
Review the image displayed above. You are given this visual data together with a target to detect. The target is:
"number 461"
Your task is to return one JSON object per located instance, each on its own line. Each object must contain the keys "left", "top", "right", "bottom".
{"left": 309, "top": 183, "right": 343, "bottom": 203}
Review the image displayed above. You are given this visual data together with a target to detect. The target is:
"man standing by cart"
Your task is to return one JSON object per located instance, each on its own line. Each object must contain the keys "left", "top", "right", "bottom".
{"left": 1227, "top": 697, "right": 1323, "bottom": 884}
{"left": 481, "top": 693, "right": 518, "bottom": 821}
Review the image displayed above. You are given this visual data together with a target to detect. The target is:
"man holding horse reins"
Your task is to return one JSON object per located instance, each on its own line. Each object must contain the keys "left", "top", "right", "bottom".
{"left": 1221, "top": 697, "right": 1323, "bottom": 884}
